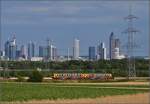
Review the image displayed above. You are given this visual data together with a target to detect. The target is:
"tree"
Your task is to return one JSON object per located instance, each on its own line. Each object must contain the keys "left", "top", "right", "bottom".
{"left": 28, "top": 69, "right": 43, "bottom": 82}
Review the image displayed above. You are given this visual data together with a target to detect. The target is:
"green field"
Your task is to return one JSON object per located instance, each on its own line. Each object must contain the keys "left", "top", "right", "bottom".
{"left": 0, "top": 83, "right": 149, "bottom": 102}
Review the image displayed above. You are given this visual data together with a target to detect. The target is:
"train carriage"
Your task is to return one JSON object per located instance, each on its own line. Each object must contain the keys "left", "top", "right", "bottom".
{"left": 53, "top": 73, "right": 113, "bottom": 80}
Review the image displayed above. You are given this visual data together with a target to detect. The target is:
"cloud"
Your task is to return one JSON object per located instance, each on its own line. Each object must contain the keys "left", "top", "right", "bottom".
{"left": 1, "top": 0, "right": 148, "bottom": 56}
{"left": 1, "top": 0, "right": 148, "bottom": 25}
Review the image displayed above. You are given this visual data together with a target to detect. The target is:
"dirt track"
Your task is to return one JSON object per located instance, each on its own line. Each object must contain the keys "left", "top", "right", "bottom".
{"left": 4, "top": 93, "right": 149, "bottom": 104}
{"left": 48, "top": 81, "right": 150, "bottom": 86}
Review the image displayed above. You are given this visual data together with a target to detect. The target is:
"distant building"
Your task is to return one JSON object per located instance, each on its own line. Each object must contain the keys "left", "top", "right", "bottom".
{"left": 4, "top": 36, "right": 17, "bottom": 61}
{"left": 97, "top": 42, "right": 107, "bottom": 60}
{"left": 0, "top": 51, "right": 3, "bottom": 57}
{"left": 0, "top": 51, "right": 5, "bottom": 61}
{"left": 4, "top": 40, "right": 10, "bottom": 59}
{"left": 28, "top": 41, "right": 35, "bottom": 60}
{"left": 30, "top": 57, "right": 43, "bottom": 61}
{"left": 113, "top": 48, "right": 125, "bottom": 59}
{"left": 1, "top": 51, "right": 5, "bottom": 57}
{"left": 73, "top": 38, "right": 80, "bottom": 60}
{"left": 9, "top": 44, "right": 17, "bottom": 60}
{"left": 16, "top": 50, "right": 21, "bottom": 59}
{"left": 52, "top": 46, "right": 57, "bottom": 60}
{"left": 47, "top": 39, "right": 57, "bottom": 61}
{"left": 20, "top": 45, "right": 27, "bottom": 59}
{"left": 109, "top": 32, "right": 125, "bottom": 60}
{"left": 47, "top": 45, "right": 57, "bottom": 61}
{"left": 89, "top": 46, "right": 96, "bottom": 61}
{"left": 39, "top": 46, "right": 47, "bottom": 58}
{"left": 114, "top": 38, "right": 120, "bottom": 48}
{"left": 109, "top": 32, "right": 116, "bottom": 60}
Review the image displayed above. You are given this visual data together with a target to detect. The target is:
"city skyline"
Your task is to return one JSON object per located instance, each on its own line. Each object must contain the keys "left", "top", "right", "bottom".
{"left": 1, "top": 0, "right": 149, "bottom": 56}
{"left": 1, "top": 33, "right": 128, "bottom": 61}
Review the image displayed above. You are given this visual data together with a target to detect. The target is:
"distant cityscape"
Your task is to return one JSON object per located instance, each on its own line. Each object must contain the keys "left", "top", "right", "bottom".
{"left": 0, "top": 1, "right": 149, "bottom": 62}
{"left": 0, "top": 32, "right": 127, "bottom": 62}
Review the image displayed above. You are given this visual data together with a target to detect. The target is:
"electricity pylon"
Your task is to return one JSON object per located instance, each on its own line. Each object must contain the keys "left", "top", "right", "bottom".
{"left": 123, "top": 6, "right": 139, "bottom": 79}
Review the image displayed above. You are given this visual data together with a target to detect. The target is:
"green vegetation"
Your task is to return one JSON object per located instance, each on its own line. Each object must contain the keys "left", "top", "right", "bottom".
{"left": 0, "top": 59, "right": 149, "bottom": 77}
{"left": 27, "top": 70, "right": 43, "bottom": 82}
{"left": 0, "top": 83, "right": 149, "bottom": 102}
{"left": 16, "top": 75, "right": 25, "bottom": 82}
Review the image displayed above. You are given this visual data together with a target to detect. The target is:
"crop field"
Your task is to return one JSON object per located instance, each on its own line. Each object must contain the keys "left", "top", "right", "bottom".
{"left": 0, "top": 82, "right": 149, "bottom": 103}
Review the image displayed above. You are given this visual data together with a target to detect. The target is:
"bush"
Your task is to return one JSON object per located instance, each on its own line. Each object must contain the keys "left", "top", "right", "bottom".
{"left": 28, "top": 70, "right": 43, "bottom": 82}
{"left": 16, "top": 75, "right": 26, "bottom": 82}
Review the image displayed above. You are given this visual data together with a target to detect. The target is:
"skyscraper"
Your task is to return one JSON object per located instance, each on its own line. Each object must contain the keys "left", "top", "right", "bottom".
{"left": 4, "top": 36, "right": 17, "bottom": 61}
{"left": 109, "top": 32, "right": 115, "bottom": 60}
{"left": 4, "top": 40, "right": 10, "bottom": 59}
{"left": 97, "top": 42, "right": 107, "bottom": 60}
{"left": 102, "top": 43, "right": 107, "bottom": 60}
{"left": 109, "top": 32, "right": 124, "bottom": 59}
{"left": 47, "top": 39, "right": 57, "bottom": 61}
{"left": 16, "top": 50, "right": 21, "bottom": 59}
{"left": 115, "top": 38, "right": 120, "bottom": 48}
{"left": 52, "top": 46, "right": 57, "bottom": 60}
{"left": 89, "top": 46, "right": 96, "bottom": 61}
{"left": 73, "top": 38, "right": 80, "bottom": 60}
{"left": 39, "top": 46, "right": 47, "bottom": 58}
{"left": 20, "top": 45, "right": 27, "bottom": 59}
{"left": 28, "top": 41, "right": 35, "bottom": 59}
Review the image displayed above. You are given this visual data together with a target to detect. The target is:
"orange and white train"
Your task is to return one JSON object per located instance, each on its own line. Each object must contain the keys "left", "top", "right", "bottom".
{"left": 52, "top": 73, "right": 113, "bottom": 80}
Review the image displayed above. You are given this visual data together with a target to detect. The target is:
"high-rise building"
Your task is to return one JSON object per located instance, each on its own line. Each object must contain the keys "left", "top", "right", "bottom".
{"left": 16, "top": 50, "right": 21, "bottom": 59}
{"left": 109, "top": 32, "right": 116, "bottom": 60}
{"left": 0, "top": 51, "right": 2, "bottom": 57}
{"left": 97, "top": 43, "right": 107, "bottom": 60}
{"left": 114, "top": 38, "right": 120, "bottom": 48}
{"left": 39, "top": 46, "right": 44, "bottom": 57}
{"left": 39, "top": 46, "right": 47, "bottom": 58}
{"left": 4, "top": 36, "right": 17, "bottom": 60}
{"left": 9, "top": 43, "right": 17, "bottom": 61}
{"left": 89, "top": 46, "right": 96, "bottom": 61}
{"left": 97, "top": 42, "right": 107, "bottom": 60}
{"left": 28, "top": 41, "right": 35, "bottom": 59}
{"left": 109, "top": 32, "right": 124, "bottom": 59}
{"left": 20, "top": 45, "right": 27, "bottom": 59}
{"left": 52, "top": 46, "right": 57, "bottom": 60}
{"left": 73, "top": 38, "right": 80, "bottom": 60}
{"left": 4, "top": 40, "right": 10, "bottom": 59}
{"left": 47, "top": 39, "right": 57, "bottom": 61}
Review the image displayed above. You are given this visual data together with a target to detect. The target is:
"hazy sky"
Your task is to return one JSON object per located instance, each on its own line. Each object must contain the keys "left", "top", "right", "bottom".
{"left": 1, "top": 0, "right": 149, "bottom": 56}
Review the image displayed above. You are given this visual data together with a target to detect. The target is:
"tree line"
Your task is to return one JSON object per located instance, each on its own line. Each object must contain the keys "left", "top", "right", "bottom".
{"left": 0, "top": 59, "right": 149, "bottom": 77}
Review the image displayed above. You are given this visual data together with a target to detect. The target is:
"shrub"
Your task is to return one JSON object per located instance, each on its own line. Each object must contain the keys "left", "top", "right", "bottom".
{"left": 16, "top": 75, "right": 26, "bottom": 82}
{"left": 28, "top": 70, "right": 43, "bottom": 82}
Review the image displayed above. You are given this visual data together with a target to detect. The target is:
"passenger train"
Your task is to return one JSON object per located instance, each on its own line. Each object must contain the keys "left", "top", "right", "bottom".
{"left": 52, "top": 73, "right": 113, "bottom": 80}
